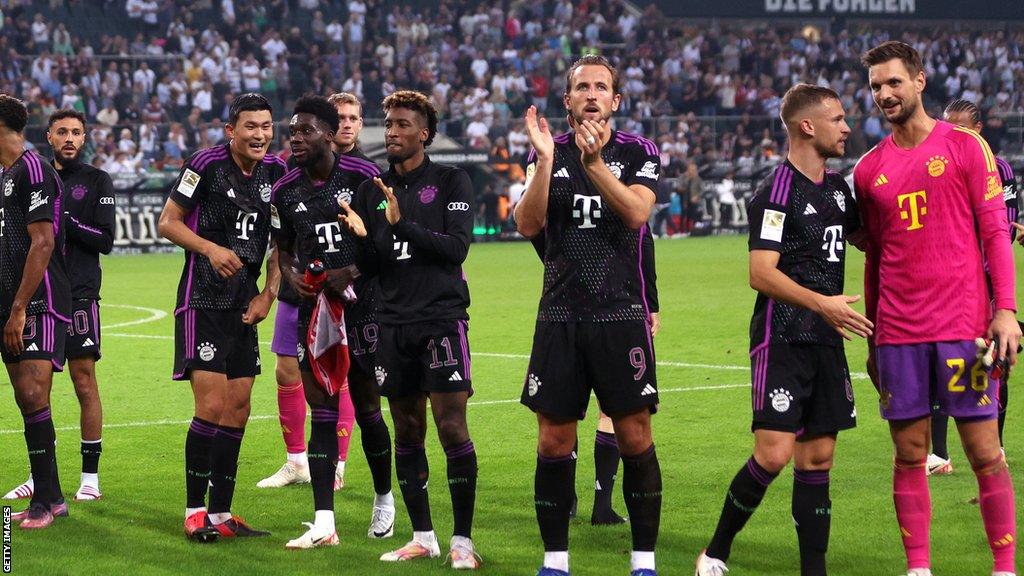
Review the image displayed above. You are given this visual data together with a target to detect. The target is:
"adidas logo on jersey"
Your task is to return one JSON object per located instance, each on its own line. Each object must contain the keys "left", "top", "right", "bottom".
{"left": 25, "top": 343, "right": 39, "bottom": 352}
{"left": 803, "top": 204, "right": 817, "bottom": 215}
{"left": 874, "top": 174, "right": 889, "bottom": 187}
{"left": 377, "top": 200, "right": 388, "bottom": 210}
{"left": 553, "top": 167, "right": 570, "bottom": 178}
{"left": 295, "top": 203, "right": 307, "bottom": 212}
{"left": 82, "top": 338, "right": 95, "bottom": 347}
{"left": 640, "top": 384, "right": 657, "bottom": 396}
{"left": 449, "top": 371, "right": 463, "bottom": 382}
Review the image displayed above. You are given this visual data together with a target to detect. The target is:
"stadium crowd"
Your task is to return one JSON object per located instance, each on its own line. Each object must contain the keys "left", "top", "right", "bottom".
{"left": 0, "top": 0, "right": 1022, "bottom": 231}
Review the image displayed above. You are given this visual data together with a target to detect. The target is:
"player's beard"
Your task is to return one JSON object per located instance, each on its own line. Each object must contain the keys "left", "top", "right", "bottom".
{"left": 386, "top": 148, "right": 414, "bottom": 166}
{"left": 814, "top": 139, "right": 844, "bottom": 159}
{"left": 883, "top": 97, "right": 918, "bottom": 126}
{"left": 570, "top": 108, "right": 611, "bottom": 129}
{"left": 57, "top": 148, "right": 83, "bottom": 170}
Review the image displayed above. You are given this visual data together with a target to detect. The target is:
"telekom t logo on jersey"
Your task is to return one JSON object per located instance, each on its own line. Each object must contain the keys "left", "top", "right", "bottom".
{"left": 897, "top": 190, "right": 928, "bottom": 231}
{"left": 315, "top": 222, "right": 344, "bottom": 253}
{"left": 573, "top": 194, "right": 602, "bottom": 229}
{"left": 235, "top": 212, "right": 258, "bottom": 239}
{"left": 822, "top": 225, "right": 844, "bottom": 263}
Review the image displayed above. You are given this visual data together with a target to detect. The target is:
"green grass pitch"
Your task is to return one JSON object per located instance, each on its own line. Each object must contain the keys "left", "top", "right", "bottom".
{"left": 0, "top": 236, "right": 1021, "bottom": 574}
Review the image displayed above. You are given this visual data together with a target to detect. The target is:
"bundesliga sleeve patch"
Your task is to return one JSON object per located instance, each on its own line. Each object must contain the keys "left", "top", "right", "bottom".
{"left": 177, "top": 169, "right": 201, "bottom": 198}
{"left": 635, "top": 161, "right": 659, "bottom": 180}
{"left": 985, "top": 175, "right": 1003, "bottom": 201}
{"left": 29, "top": 189, "right": 48, "bottom": 211}
{"left": 760, "top": 209, "right": 786, "bottom": 242}
{"left": 525, "top": 162, "right": 537, "bottom": 184}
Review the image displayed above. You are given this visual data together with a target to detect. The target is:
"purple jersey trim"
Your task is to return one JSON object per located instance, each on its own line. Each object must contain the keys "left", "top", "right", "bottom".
{"left": 24, "top": 150, "right": 44, "bottom": 185}
{"left": 263, "top": 153, "right": 287, "bottom": 168}
{"left": 997, "top": 157, "right": 1014, "bottom": 183}
{"left": 270, "top": 167, "right": 303, "bottom": 201}
{"left": 458, "top": 319, "right": 471, "bottom": 380}
{"left": 996, "top": 157, "right": 1017, "bottom": 238}
{"left": 71, "top": 216, "right": 103, "bottom": 236}
{"left": 52, "top": 176, "right": 63, "bottom": 236}
{"left": 92, "top": 300, "right": 100, "bottom": 347}
{"left": 24, "top": 150, "right": 43, "bottom": 183}
{"left": 339, "top": 156, "right": 380, "bottom": 179}
{"left": 340, "top": 154, "right": 381, "bottom": 176}
{"left": 174, "top": 207, "right": 201, "bottom": 315}
{"left": 769, "top": 164, "right": 794, "bottom": 206}
{"left": 615, "top": 130, "right": 658, "bottom": 156}
{"left": 637, "top": 225, "right": 655, "bottom": 356}
{"left": 270, "top": 169, "right": 303, "bottom": 200}
{"left": 191, "top": 146, "right": 229, "bottom": 171}
{"left": 43, "top": 272, "right": 71, "bottom": 322}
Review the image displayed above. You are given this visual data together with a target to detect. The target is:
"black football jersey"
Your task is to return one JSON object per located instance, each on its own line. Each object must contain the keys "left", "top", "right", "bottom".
{"left": 747, "top": 161, "right": 860, "bottom": 348}
{"left": 57, "top": 162, "right": 115, "bottom": 300}
{"left": 352, "top": 155, "right": 473, "bottom": 324}
{"left": 168, "top": 144, "right": 287, "bottom": 312}
{"left": 526, "top": 130, "right": 661, "bottom": 322}
{"left": 277, "top": 148, "right": 380, "bottom": 306}
{"left": 271, "top": 152, "right": 380, "bottom": 321}
{"left": 0, "top": 150, "right": 71, "bottom": 320}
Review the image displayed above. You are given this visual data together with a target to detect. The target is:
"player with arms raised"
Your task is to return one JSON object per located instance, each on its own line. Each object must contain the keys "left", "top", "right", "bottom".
{"left": 515, "top": 55, "right": 662, "bottom": 576}
{"left": 855, "top": 42, "right": 1019, "bottom": 576}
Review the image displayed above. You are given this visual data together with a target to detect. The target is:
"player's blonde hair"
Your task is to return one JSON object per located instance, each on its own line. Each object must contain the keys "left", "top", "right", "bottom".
{"left": 328, "top": 92, "right": 362, "bottom": 116}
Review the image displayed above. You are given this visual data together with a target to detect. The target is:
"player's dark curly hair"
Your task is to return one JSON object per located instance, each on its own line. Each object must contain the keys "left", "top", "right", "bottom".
{"left": 47, "top": 108, "right": 87, "bottom": 129}
{"left": 382, "top": 90, "right": 438, "bottom": 147}
{"left": 294, "top": 93, "right": 340, "bottom": 134}
{"left": 0, "top": 94, "right": 28, "bottom": 133}
{"left": 944, "top": 98, "right": 981, "bottom": 126}
{"left": 228, "top": 92, "right": 273, "bottom": 125}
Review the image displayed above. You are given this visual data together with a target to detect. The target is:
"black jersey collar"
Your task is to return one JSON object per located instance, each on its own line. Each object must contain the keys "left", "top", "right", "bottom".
{"left": 388, "top": 154, "right": 431, "bottom": 186}
{"left": 783, "top": 159, "right": 827, "bottom": 189}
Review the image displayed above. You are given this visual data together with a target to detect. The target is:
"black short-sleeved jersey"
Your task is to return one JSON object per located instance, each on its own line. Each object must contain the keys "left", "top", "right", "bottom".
{"left": 530, "top": 222, "right": 660, "bottom": 314}
{"left": 169, "top": 144, "right": 287, "bottom": 313}
{"left": 271, "top": 152, "right": 380, "bottom": 321}
{"left": 0, "top": 150, "right": 71, "bottom": 320}
{"left": 747, "top": 161, "right": 859, "bottom": 349}
{"left": 997, "top": 157, "right": 1019, "bottom": 242}
{"left": 525, "top": 130, "right": 660, "bottom": 322}
{"left": 277, "top": 148, "right": 380, "bottom": 306}
{"left": 57, "top": 162, "right": 115, "bottom": 300}
{"left": 352, "top": 155, "right": 473, "bottom": 324}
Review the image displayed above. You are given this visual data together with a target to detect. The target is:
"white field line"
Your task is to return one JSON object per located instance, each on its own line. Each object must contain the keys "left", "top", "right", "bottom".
{"left": 102, "top": 304, "right": 168, "bottom": 329}
{"left": 0, "top": 383, "right": 748, "bottom": 435}
{"left": 102, "top": 333, "right": 869, "bottom": 380}
{"left": 33, "top": 306, "right": 866, "bottom": 437}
